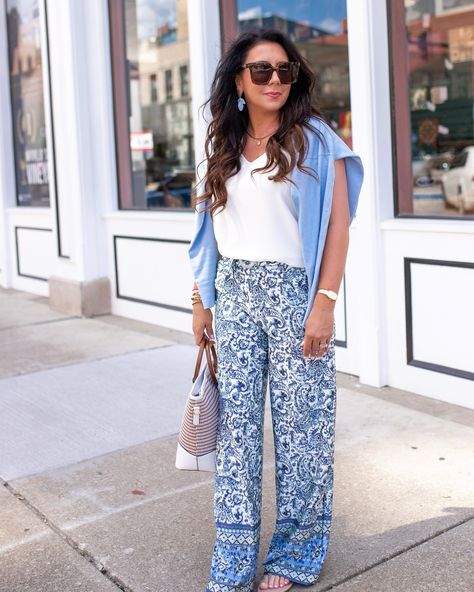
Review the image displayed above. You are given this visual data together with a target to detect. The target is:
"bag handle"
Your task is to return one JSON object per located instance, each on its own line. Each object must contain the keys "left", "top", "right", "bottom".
{"left": 192, "top": 337, "right": 208, "bottom": 383}
{"left": 208, "top": 340, "right": 218, "bottom": 372}
{"left": 204, "top": 339, "right": 218, "bottom": 384}
{"left": 192, "top": 335, "right": 218, "bottom": 384}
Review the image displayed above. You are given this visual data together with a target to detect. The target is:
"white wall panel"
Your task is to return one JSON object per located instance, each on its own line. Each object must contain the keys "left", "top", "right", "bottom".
{"left": 15, "top": 227, "right": 54, "bottom": 281}
{"left": 383, "top": 220, "right": 474, "bottom": 408}
{"left": 114, "top": 236, "right": 193, "bottom": 312}
{"left": 410, "top": 262, "right": 473, "bottom": 374}
{"left": 104, "top": 213, "right": 195, "bottom": 333}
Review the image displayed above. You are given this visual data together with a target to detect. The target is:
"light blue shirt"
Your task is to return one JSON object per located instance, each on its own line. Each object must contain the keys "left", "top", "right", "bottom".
{"left": 188, "top": 115, "right": 364, "bottom": 325}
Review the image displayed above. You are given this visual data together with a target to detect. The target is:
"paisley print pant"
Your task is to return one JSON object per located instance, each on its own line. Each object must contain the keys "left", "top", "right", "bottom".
{"left": 206, "top": 256, "right": 337, "bottom": 592}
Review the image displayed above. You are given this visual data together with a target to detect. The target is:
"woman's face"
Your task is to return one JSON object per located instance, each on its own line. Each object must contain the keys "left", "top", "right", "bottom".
{"left": 236, "top": 41, "right": 292, "bottom": 115}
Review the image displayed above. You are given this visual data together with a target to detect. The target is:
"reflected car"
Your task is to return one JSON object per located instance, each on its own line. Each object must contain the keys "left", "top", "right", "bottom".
{"left": 425, "top": 151, "right": 456, "bottom": 183}
{"left": 412, "top": 151, "right": 455, "bottom": 186}
{"left": 441, "top": 147, "right": 474, "bottom": 212}
{"left": 146, "top": 170, "right": 195, "bottom": 208}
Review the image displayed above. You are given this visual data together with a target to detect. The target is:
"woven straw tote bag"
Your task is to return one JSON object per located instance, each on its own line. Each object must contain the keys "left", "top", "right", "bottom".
{"left": 175, "top": 334, "right": 219, "bottom": 472}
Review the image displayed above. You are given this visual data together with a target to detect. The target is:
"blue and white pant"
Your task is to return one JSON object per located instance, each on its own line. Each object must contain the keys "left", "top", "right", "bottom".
{"left": 206, "top": 256, "right": 337, "bottom": 592}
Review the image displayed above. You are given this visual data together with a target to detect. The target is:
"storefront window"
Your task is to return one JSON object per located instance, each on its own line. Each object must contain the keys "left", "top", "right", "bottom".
{"left": 109, "top": 0, "right": 194, "bottom": 210}
{"left": 390, "top": 0, "right": 474, "bottom": 218}
{"left": 6, "top": 0, "right": 51, "bottom": 207}
{"left": 220, "top": 0, "right": 352, "bottom": 147}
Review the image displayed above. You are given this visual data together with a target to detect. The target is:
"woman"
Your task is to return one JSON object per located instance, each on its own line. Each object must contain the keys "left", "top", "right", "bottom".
{"left": 188, "top": 29, "right": 364, "bottom": 592}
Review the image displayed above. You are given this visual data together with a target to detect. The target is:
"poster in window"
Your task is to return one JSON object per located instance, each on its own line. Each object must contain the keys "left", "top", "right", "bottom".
{"left": 6, "top": 0, "right": 50, "bottom": 207}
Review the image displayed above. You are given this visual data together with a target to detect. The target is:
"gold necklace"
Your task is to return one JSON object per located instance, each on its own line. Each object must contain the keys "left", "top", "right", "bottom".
{"left": 246, "top": 128, "right": 278, "bottom": 146}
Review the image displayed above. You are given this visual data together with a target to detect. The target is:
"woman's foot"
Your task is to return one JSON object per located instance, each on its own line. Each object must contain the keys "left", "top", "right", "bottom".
{"left": 258, "top": 573, "right": 293, "bottom": 591}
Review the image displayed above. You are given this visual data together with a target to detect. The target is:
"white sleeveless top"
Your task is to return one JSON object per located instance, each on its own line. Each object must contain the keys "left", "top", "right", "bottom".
{"left": 212, "top": 151, "right": 305, "bottom": 268}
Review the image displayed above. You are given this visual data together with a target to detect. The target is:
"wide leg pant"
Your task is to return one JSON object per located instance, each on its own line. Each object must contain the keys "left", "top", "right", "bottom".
{"left": 206, "top": 256, "right": 337, "bottom": 592}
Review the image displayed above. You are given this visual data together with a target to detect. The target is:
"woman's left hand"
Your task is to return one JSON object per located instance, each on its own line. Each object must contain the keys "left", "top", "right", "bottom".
{"left": 301, "top": 305, "right": 334, "bottom": 359}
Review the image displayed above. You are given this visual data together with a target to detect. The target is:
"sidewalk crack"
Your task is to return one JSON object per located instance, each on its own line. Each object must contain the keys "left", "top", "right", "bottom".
{"left": 319, "top": 514, "right": 474, "bottom": 591}
{"left": 1, "top": 478, "right": 136, "bottom": 592}
{"left": 0, "top": 316, "right": 78, "bottom": 332}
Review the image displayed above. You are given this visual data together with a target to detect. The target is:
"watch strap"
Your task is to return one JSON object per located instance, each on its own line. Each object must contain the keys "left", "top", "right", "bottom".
{"left": 317, "top": 289, "right": 338, "bottom": 301}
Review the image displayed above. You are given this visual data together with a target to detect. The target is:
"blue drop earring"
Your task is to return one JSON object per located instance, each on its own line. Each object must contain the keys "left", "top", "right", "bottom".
{"left": 237, "top": 93, "right": 246, "bottom": 112}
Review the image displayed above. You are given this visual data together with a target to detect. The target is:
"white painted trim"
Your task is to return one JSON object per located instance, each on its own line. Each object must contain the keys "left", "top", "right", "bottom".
{"left": 347, "top": 0, "right": 394, "bottom": 387}
{"left": 5, "top": 207, "right": 54, "bottom": 220}
{"left": 103, "top": 211, "right": 195, "bottom": 223}
{"left": 380, "top": 219, "right": 474, "bottom": 235}
{"left": 45, "top": 0, "right": 78, "bottom": 267}
{"left": 38, "top": 0, "right": 59, "bottom": 253}
{"left": 46, "top": 0, "right": 118, "bottom": 281}
{"left": 0, "top": 4, "right": 16, "bottom": 287}
{"left": 187, "top": 0, "right": 221, "bottom": 189}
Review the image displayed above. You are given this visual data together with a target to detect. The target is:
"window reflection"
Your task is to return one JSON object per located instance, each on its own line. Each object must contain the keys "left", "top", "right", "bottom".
{"left": 234, "top": 0, "right": 352, "bottom": 146}
{"left": 6, "top": 0, "right": 51, "bottom": 207}
{"left": 405, "top": 0, "right": 474, "bottom": 217}
{"left": 121, "top": 0, "right": 194, "bottom": 210}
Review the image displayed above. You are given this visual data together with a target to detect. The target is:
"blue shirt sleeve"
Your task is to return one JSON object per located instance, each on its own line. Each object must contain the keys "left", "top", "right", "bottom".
{"left": 327, "top": 127, "right": 365, "bottom": 225}
{"left": 188, "top": 198, "right": 219, "bottom": 310}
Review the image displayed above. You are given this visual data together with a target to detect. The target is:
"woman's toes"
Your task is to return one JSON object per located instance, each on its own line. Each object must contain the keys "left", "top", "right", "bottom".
{"left": 261, "top": 573, "right": 291, "bottom": 589}
{"left": 269, "top": 574, "right": 280, "bottom": 588}
{"left": 259, "top": 574, "right": 270, "bottom": 589}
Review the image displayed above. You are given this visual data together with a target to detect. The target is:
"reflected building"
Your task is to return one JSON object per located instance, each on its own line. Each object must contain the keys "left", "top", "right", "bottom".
{"left": 123, "top": 0, "right": 193, "bottom": 209}
{"left": 238, "top": 9, "right": 352, "bottom": 145}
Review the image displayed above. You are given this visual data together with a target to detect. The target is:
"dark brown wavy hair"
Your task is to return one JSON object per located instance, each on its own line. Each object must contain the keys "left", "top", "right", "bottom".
{"left": 192, "top": 29, "right": 328, "bottom": 218}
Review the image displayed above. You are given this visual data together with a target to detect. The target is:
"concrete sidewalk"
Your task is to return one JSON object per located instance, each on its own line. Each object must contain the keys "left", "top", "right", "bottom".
{"left": 1, "top": 286, "right": 473, "bottom": 592}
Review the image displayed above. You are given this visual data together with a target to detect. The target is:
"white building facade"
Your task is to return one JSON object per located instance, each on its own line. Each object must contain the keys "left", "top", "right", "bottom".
{"left": 0, "top": 0, "right": 473, "bottom": 408}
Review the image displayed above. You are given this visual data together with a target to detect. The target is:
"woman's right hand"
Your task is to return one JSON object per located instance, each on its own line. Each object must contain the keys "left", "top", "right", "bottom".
{"left": 192, "top": 302, "right": 215, "bottom": 345}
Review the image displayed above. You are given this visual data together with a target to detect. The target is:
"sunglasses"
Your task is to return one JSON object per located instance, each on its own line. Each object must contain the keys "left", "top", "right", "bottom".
{"left": 239, "top": 61, "right": 300, "bottom": 85}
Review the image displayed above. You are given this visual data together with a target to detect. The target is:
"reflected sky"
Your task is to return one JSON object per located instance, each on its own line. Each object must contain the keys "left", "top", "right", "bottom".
{"left": 134, "top": 0, "right": 348, "bottom": 40}
{"left": 6, "top": 0, "right": 39, "bottom": 22}
{"left": 238, "top": 0, "right": 347, "bottom": 33}
{"left": 133, "top": 0, "right": 177, "bottom": 40}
